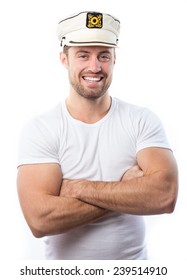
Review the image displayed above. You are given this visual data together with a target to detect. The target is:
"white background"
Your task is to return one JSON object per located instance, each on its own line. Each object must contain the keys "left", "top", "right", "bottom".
{"left": 0, "top": 0, "right": 187, "bottom": 263}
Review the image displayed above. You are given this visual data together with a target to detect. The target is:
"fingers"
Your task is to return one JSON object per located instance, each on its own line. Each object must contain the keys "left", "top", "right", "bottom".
{"left": 121, "top": 165, "right": 143, "bottom": 181}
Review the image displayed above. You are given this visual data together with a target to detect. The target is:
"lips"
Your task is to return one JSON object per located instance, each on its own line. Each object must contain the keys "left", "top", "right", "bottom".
{"left": 83, "top": 76, "right": 103, "bottom": 82}
{"left": 82, "top": 73, "right": 104, "bottom": 83}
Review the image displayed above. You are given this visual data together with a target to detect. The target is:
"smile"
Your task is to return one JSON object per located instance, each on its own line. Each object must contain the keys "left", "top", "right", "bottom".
{"left": 82, "top": 76, "right": 104, "bottom": 82}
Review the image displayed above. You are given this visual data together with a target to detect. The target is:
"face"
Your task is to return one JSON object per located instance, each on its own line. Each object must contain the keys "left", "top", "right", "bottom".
{"left": 61, "top": 46, "right": 116, "bottom": 100}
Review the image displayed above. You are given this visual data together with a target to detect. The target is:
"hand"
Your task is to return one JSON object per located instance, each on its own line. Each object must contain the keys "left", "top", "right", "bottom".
{"left": 59, "top": 165, "right": 143, "bottom": 199}
{"left": 121, "top": 165, "right": 143, "bottom": 182}
{"left": 60, "top": 179, "right": 85, "bottom": 198}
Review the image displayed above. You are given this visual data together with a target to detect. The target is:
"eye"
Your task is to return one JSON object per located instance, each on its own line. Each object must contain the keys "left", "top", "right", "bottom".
{"left": 99, "top": 54, "right": 111, "bottom": 62}
{"left": 77, "top": 54, "right": 89, "bottom": 60}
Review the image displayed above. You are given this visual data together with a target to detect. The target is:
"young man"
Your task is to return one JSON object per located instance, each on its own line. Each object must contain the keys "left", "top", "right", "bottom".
{"left": 17, "top": 11, "right": 178, "bottom": 259}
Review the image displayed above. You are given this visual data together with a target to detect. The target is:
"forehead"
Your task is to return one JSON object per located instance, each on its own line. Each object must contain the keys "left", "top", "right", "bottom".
{"left": 69, "top": 46, "right": 114, "bottom": 54}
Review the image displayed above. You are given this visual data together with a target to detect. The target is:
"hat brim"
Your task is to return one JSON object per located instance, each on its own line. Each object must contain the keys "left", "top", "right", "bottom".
{"left": 61, "top": 29, "right": 118, "bottom": 48}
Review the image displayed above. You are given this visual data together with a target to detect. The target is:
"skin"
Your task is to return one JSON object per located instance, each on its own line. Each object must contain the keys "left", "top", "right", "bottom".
{"left": 61, "top": 46, "right": 116, "bottom": 123}
{"left": 17, "top": 46, "right": 178, "bottom": 238}
{"left": 60, "top": 148, "right": 178, "bottom": 215}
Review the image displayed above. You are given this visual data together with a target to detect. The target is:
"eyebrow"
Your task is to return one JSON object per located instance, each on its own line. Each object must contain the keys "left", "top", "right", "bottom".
{"left": 75, "top": 50, "right": 90, "bottom": 54}
{"left": 75, "top": 50, "right": 112, "bottom": 55}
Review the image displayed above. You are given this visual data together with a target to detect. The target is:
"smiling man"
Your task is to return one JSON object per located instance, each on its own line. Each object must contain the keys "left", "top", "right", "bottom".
{"left": 62, "top": 47, "right": 115, "bottom": 99}
{"left": 17, "top": 11, "right": 178, "bottom": 260}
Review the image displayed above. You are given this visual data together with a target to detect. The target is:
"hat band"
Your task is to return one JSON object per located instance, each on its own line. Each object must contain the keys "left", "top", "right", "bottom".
{"left": 68, "top": 40, "right": 117, "bottom": 47}
{"left": 61, "top": 29, "right": 118, "bottom": 47}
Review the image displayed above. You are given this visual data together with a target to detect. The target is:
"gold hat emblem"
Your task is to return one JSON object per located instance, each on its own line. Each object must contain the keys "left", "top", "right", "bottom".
{"left": 86, "top": 12, "right": 103, "bottom": 28}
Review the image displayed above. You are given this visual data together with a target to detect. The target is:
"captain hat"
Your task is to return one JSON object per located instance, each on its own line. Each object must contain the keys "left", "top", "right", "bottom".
{"left": 57, "top": 11, "right": 120, "bottom": 48}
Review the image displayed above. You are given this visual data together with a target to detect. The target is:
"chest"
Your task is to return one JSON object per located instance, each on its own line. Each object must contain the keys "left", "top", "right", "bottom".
{"left": 59, "top": 118, "right": 137, "bottom": 181}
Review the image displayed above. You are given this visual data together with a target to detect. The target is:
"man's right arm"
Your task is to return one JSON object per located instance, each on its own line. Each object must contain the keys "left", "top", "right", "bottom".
{"left": 17, "top": 163, "right": 107, "bottom": 238}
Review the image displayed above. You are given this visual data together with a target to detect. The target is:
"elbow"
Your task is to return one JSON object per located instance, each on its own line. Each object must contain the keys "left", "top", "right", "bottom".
{"left": 28, "top": 214, "right": 71, "bottom": 238}
{"left": 30, "top": 223, "right": 71, "bottom": 238}
{"left": 165, "top": 193, "right": 178, "bottom": 214}
{"left": 31, "top": 228, "right": 46, "bottom": 239}
{"left": 32, "top": 231, "right": 44, "bottom": 239}
{"left": 27, "top": 213, "right": 53, "bottom": 238}
{"left": 164, "top": 197, "right": 176, "bottom": 214}
{"left": 29, "top": 220, "right": 48, "bottom": 238}
{"left": 162, "top": 181, "right": 178, "bottom": 214}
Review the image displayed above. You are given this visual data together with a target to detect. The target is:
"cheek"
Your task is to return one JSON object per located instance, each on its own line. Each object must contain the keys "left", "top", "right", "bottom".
{"left": 105, "top": 64, "right": 114, "bottom": 78}
{"left": 68, "top": 66, "right": 80, "bottom": 82}
{"left": 69, "top": 60, "right": 82, "bottom": 73}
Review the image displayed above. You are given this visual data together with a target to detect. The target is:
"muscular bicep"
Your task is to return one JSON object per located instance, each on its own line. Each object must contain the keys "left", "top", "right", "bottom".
{"left": 137, "top": 147, "right": 178, "bottom": 177}
{"left": 17, "top": 164, "right": 108, "bottom": 236}
{"left": 17, "top": 163, "right": 62, "bottom": 230}
{"left": 17, "top": 163, "right": 62, "bottom": 196}
{"left": 137, "top": 147, "right": 178, "bottom": 213}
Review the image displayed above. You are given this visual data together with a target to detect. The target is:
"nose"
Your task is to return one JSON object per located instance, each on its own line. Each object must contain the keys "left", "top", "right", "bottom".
{"left": 88, "top": 56, "right": 101, "bottom": 73}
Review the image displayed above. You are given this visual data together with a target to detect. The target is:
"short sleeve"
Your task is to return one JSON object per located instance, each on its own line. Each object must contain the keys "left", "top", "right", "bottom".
{"left": 135, "top": 108, "right": 171, "bottom": 153}
{"left": 17, "top": 116, "right": 60, "bottom": 167}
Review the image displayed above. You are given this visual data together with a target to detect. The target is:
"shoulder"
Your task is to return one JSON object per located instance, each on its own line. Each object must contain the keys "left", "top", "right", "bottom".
{"left": 22, "top": 102, "right": 64, "bottom": 135}
{"left": 18, "top": 103, "right": 65, "bottom": 166}
{"left": 34, "top": 102, "right": 63, "bottom": 127}
{"left": 19, "top": 102, "right": 66, "bottom": 152}
{"left": 113, "top": 97, "right": 169, "bottom": 145}
{"left": 113, "top": 97, "right": 155, "bottom": 121}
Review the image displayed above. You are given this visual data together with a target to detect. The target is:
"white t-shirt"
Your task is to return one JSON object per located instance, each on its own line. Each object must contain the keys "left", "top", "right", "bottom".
{"left": 18, "top": 97, "right": 170, "bottom": 259}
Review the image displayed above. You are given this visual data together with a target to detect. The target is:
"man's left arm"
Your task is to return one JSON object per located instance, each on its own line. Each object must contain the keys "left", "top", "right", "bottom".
{"left": 61, "top": 147, "right": 178, "bottom": 215}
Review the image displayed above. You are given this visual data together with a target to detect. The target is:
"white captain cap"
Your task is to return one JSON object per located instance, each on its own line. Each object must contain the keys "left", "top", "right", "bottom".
{"left": 57, "top": 11, "right": 120, "bottom": 48}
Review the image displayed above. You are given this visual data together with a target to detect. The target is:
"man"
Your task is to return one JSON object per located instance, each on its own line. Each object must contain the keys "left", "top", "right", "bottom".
{"left": 17, "top": 11, "right": 178, "bottom": 260}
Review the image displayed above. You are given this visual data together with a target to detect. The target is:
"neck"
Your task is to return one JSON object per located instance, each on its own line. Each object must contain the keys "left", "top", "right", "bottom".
{"left": 65, "top": 91, "right": 112, "bottom": 124}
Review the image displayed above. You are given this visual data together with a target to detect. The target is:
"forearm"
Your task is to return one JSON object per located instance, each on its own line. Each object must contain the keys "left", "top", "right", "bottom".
{"left": 66, "top": 172, "right": 177, "bottom": 215}
{"left": 17, "top": 164, "right": 109, "bottom": 238}
{"left": 32, "top": 194, "right": 108, "bottom": 237}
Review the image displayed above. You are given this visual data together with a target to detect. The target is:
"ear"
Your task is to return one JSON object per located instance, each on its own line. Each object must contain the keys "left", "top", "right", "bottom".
{"left": 59, "top": 52, "right": 68, "bottom": 69}
{"left": 113, "top": 50, "right": 116, "bottom": 65}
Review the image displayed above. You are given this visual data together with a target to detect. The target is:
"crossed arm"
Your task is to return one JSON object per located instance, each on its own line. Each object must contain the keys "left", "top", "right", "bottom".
{"left": 60, "top": 148, "right": 178, "bottom": 215}
{"left": 17, "top": 147, "right": 178, "bottom": 238}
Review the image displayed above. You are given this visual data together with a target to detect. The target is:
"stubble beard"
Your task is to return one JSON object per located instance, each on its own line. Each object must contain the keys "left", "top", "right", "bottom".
{"left": 69, "top": 73, "right": 112, "bottom": 100}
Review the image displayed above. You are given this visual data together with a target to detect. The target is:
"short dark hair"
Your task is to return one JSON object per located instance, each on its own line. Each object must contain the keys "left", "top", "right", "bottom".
{"left": 63, "top": 46, "right": 71, "bottom": 56}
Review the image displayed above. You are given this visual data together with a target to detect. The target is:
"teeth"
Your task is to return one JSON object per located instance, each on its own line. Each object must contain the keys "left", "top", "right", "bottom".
{"left": 84, "top": 77, "right": 101, "bottom": 82}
